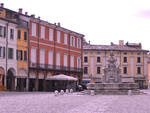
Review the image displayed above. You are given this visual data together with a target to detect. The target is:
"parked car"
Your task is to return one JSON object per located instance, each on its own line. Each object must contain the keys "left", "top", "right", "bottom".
{"left": 76, "top": 85, "right": 83, "bottom": 91}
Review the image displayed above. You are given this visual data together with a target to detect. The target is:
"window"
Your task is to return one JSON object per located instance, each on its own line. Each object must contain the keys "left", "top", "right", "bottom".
{"left": 3, "top": 47, "right": 5, "bottom": 58}
{"left": 49, "top": 29, "right": 53, "bottom": 41}
{"left": 8, "top": 48, "right": 13, "bottom": 59}
{"left": 77, "top": 38, "right": 81, "bottom": 48}
{"left": 24, "top": 32, "right": 27, "bottom": 41}
{"left": 97, "top": 57, "right": 101, "bottom": 63}
{"left": 18, "top": 30, "right": 21, "bottom": 40}
{"left": 16, "top": 50, "right": 23, "bottom": 60}
{"left": 64, "top": 34, "right": 67, "bottom": 44}
{"left": 84, "top": 67, "right": 88, "bottom": 74}
{"left": 24, "top": 51, "right": 27, "bottom": 61}
{"left": 56, "top": 52, "right": 60, "bottom": 66}
{"left": 123, "top": 67, "right": 127, "bottom": 74}
{"left": 40, "top": 26, "right": 45, "bottom": 39}
{"left": 97, "top": 67, "right": 100, "bottom": 74}
{"left": 137, "top": 67, "right": 141, "bottom": 74}
{"left": 64, "top": 54, "right": 68, "bottom": 67}
{"left": 84, "top": 56, "right": 88, "bottom": 63}
{"left": 40, "top": 49, "right": 45, "bottom": 64}
{"left": 57, "top": 31, "right": 60, "bottom": 43}
{"left": 123, "top": 57, "right": 127, "bottom": 63}
{"left": 0, "top": 47, "right": 5, "bottom": 58}
{"left": 48, "top": 51, "right": 53, "bottom": 65}
{"left": 32, "top": 23, "right": 36, "bottom": 37}
{"left": 77, "top": 57, "right": 81, "bottom": 68}
{"left": 137, "top": 57, "right": 141, "bottom": 63}
{"left": 0, "top": 26, "right": 6, "bottom": 37}
{"left": 31, "top": 48, "right": 36, "bottom": 63}
{"left": 10, "top": 29, "right": 14, "bottom": 40}
{"left": 0, "top": 47, "right": 2, "bottom": 58}
{"left": 71, "top": 56, "right": 74, "bottom": 67}
{"left": 0, "top": 26, "right": 3, "bottom": 37}
{"left": 70, "top": 36, "right": 75, "bottom": 46}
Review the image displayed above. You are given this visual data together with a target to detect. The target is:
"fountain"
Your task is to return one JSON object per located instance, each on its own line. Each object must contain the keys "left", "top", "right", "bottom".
{"left": 87, "top": 52, "right": 139, "bottom": 95}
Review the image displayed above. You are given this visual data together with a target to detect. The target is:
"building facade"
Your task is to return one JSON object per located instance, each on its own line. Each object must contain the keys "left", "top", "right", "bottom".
{"left": 83, "top": 40, "right": 149, "bottom": 89}
{"left": 0, "top": 5, "right": 18, "bottom": 90}
{"left": 0, "top": 3, "right": 84, "bottom": 91}
{"left": 28, "top": 18, "right": 84, "bottom": 91}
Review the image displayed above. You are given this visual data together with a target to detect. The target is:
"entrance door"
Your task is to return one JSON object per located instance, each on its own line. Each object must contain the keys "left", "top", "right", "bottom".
{"left": 7, "top": 69, "right": 15, "bottom": 91}
{"left": 38, "top": 79, "right": 44, "bottom": 91}
{"left": 29, "top": 79, "right": 35, "bottom": 91}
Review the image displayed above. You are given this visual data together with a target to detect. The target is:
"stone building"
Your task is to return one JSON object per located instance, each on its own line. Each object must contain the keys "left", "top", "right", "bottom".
{"left": 0, "top": 3, "right": 84, "bottom": 91}
{"left": 83, "top": 40, "right": 149, "bottom": 89}
{"left": 28, "top": 18, "right": 84, "bottom": 91}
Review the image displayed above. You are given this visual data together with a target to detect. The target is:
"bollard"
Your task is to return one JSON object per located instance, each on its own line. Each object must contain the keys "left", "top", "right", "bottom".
{"left": 90, "top": 90, "right": 95, "bottom": 96}
{"left": 54, "top": 90, "right": 59, "bottom": 96}
{"left": 128, "top": 90, "right": 132, "bottom": 95}
{"left": 60, "top": 90, "right": 64, "bottom": 95}
{"left": 70, "top": 89, "right": 73, "bottom": 93}
{"left": 66, "top": 89, "right": 69, "bottom": 94}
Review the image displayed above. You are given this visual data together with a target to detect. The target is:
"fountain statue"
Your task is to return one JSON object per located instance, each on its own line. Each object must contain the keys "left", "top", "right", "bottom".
{"left": 87, "top": 52, "right": 139, "bottom": 95}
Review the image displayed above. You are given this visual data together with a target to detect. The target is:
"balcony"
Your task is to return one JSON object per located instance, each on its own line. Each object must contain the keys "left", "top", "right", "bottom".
{"left": 29, "top": 62, "right": 83, "bottom": 73}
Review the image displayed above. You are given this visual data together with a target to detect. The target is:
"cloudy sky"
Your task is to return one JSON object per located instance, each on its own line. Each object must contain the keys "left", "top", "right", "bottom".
{"left": 2, "top": 0, "right": 150, "bottom": 49}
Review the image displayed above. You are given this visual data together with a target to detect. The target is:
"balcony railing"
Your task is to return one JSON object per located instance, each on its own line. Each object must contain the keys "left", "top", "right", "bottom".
{"left": 29, "top": 62, "right": 83, "bottom": 73}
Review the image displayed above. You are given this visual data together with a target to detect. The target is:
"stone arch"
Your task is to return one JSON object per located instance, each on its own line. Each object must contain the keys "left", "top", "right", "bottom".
{"left": 7, "top": 68, "right": 16, "bottom": 91}
{"left": 0, "top": 66, "right": 5, "bottom": 86}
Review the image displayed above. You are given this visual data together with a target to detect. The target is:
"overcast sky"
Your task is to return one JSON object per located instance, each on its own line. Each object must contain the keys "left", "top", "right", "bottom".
{"left": 2, "top": 0, "right": 150, "bottom": 50}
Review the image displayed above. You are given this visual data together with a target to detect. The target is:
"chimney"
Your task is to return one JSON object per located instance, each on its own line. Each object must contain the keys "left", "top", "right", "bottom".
{"left": 111, "top": 42, "right": 114, "bottom": 46}
{"left": 19, "top": 8, "right": 23, "bottom": 14}
{"left": 119, "top": 40, "right": 124, "bottom": 46}
{"left": 25, "top": 12, "right": 28, "bottom": 15}
{"left": 38, "top": 16, "right": 40, "bottom": 19}
{"left": 31, "top": 14, "right": 35, "bottom": 18}
{"left": 0, "top": 3, "right": 4, "bottom": 8}
{"left": 57, "top": 22, "right": 61, "bottom": 27}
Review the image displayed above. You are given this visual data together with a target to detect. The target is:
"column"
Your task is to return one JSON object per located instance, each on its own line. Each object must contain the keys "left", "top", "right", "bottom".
{"left": 15, "top": 77, "right": 17, "bottom": 90}
{"left": 26, "top": 78, "right": 29, "bottom": 91}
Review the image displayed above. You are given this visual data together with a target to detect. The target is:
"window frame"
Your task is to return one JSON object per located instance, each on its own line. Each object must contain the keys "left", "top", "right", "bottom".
{"left": 84, "top": 67, "right": 88, "bottom": 74}
{"left": 97, "top": 66, "right": 101, "bottom": 74}
{"left": 84, "top": 56, "right": 88, "bottom": 63}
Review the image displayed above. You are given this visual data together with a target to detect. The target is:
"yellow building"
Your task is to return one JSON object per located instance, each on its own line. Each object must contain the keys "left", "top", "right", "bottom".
{"left": 16, "top": 28, "right": 28, "bottom": 91}
{"left": 83, "top": 40, "right": 149, "bottom": 89}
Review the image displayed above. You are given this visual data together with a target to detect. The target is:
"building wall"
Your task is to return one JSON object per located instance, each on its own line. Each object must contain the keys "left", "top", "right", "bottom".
{"left": 29, "top": 20, "right": 83, "bottom": 87}
{"left": 0, "top": 19, "right": 17, "bottom": 75}
{"left": 17, "top": 28, "right": 28, "bottom": 77}
{"left": 83, "top": 50, "right": 148, "bottom": 86}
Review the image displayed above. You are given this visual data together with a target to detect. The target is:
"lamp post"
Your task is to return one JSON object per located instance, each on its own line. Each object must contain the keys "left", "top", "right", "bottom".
{"left": 90, "top": 73, "right": 94, "bottom": 83}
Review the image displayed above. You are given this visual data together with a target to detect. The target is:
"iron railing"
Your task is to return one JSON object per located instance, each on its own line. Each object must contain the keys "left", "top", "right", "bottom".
{"left": 29, "top": 62, "right": 83, "bottom": 73}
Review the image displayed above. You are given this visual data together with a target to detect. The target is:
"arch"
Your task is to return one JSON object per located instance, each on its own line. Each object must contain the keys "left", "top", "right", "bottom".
{"left": 0, "top": 67, "right": 5, "bottom": 86}
{"left": 7, "top": 68, "right": 16, "bottom": 91}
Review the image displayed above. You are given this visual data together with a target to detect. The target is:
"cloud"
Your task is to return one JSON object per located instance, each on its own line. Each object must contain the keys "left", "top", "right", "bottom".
{"left": 136, "top": 9, "right": 150, "bottom": 19}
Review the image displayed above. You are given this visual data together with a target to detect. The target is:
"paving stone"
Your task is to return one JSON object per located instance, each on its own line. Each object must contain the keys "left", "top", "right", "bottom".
{"left": 0, "top": 90, "right": 150, "bottom": 113}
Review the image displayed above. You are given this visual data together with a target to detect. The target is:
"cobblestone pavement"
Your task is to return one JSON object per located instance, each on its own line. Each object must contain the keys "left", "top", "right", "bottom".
{"left": 0, "top": 90, "right": 150, "bottom": 113}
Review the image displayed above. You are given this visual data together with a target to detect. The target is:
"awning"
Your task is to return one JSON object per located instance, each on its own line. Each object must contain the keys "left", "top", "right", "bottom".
{"left": 46, "top": 74, "right": 77, "bottom": 81}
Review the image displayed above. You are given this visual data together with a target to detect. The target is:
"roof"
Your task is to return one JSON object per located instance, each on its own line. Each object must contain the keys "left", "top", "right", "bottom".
{"left": 0, "top": 7, "right": 84, "bottom": 37}
{"left": 83, "top": 44, "right": 149, "bottom": 52}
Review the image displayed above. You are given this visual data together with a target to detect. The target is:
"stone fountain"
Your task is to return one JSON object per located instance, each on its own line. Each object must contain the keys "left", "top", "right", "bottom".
{"left": 87, "top": 52, "right": 139, "bottom": 95}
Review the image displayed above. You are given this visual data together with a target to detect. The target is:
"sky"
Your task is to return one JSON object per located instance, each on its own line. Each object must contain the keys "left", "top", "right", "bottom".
{"left": 2, "top": 0, "right": 150, "bottom": 50}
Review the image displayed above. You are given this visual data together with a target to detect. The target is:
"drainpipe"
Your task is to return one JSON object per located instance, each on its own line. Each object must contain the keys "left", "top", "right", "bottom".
{"left": 27, "top": 21, "right": 29, "bottom": 91}
{"left": 4, "top": 22, "right": 9, "bottom": 87}
{"left": 53, "top": 25, "right": 56, "bottom": 73}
